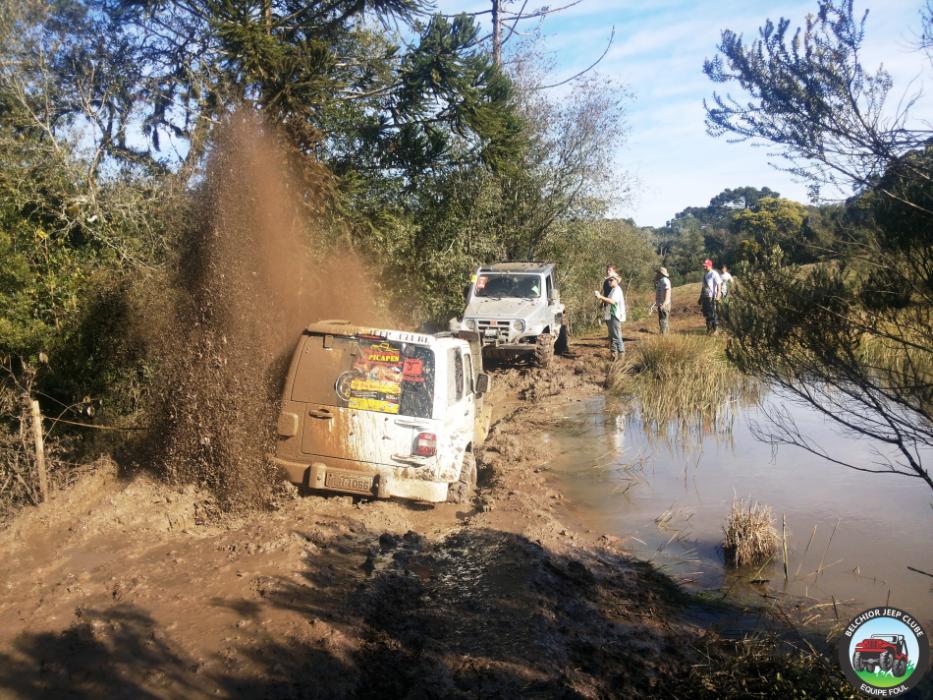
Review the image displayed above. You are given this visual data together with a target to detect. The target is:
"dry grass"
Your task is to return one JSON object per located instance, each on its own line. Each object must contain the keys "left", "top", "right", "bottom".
{"left": 722, "top": 499, "right": 780, "bottom": 568}
{"left": 663, "top": 633, "right": 859, "bottom": 699}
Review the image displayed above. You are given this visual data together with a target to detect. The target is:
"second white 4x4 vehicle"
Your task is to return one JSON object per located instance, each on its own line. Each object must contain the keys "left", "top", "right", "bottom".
{"left": 458, "top": 262, "right": 567, "bottom": 367}
{"left": 272, "top": 321, "right": 490, "bottom": 504}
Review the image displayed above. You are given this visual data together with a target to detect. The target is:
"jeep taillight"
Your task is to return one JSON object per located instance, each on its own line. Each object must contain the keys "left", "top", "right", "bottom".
{"left": 414, "top": 432, "right": 436, "bottom": 457}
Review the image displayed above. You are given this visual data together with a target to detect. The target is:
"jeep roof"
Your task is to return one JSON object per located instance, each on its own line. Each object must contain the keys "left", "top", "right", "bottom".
{"left": 305, "top": 320, "right": 451, "bottom": 347}
{"left": 478, "top": 262, "right": 555, "bottom": 274}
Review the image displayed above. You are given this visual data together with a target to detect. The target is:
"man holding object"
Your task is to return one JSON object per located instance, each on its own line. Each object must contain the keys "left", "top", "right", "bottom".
{"left": 595, "top": 275, "right": 625, "bottom": 357}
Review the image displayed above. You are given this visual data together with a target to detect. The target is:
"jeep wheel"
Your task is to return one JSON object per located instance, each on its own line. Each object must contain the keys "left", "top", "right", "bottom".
{"left": 880, "top": 651, "right": 893, "bottom": 671}
{"left": 555, "top": 324, "right": 569, "bottom": 354}
{"left": 535, "top": 333, "right": 554, "bottom": 368}
{"left": 852, "top": 652, "right": 862, "bottom": 672}
{"left": 893, "top": 658, "right": 907, "bottom": 677}
{"left": 447, "top": 452, "right": 477, "bottom": 504}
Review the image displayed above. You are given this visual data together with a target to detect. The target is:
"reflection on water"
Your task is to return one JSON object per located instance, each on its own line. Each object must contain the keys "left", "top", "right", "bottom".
{"left": 546, "top": 389, "right": 933, "bottom": 630}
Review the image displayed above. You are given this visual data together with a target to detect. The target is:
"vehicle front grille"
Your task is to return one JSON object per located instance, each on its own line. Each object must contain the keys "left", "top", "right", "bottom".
{"left": 476, "top": 319, "right": 511, "bottom": 343}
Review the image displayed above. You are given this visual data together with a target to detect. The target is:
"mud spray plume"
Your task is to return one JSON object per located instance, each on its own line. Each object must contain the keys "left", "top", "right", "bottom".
{"left": 149, "top": 110, "right": 382, "bottom": 510}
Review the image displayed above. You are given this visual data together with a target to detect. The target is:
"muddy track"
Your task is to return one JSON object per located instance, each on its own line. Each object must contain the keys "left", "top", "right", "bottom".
{"left": 0, "top": 339, "right": 708, "bottom": 699}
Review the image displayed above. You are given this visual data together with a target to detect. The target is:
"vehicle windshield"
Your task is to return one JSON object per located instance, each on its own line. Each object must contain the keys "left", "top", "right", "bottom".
{"left": 291, "top": 335, "right": 435, "bottom": 418}
{"left": 473, "top": 274, "right": 542, "bottom": 299}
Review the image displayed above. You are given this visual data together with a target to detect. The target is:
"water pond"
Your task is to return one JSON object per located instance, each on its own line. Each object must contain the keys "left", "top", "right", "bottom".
{"left": 545, "top": 388, "right": 933, "bottom": 629}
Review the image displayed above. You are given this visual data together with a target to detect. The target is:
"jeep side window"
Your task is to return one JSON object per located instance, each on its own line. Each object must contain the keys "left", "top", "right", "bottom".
{"left": 546, "top": 275, "right": 553, "bottom": 301}
{"left": 464, "top": 353, "right": 474, "bottom": 395}
{"left": 448, "top": 348, "right": 464, "bottom": 405}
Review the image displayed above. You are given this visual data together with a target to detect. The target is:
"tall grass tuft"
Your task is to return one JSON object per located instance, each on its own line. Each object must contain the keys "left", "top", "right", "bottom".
{"left": 722, "top": 499, "right": 780, "bottom": 567}
{"left": 607, "top": 334, "right": 756, "bottom": 431}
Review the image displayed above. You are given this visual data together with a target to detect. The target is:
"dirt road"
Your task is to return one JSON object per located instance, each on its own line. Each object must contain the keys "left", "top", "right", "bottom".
{"left": 0, "top": 321, "right": 713, "bottom": 699}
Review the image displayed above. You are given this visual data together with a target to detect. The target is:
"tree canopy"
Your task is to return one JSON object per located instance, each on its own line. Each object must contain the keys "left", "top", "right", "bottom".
{"left": 706, "top": 0, "right": 933, "bottom": 489}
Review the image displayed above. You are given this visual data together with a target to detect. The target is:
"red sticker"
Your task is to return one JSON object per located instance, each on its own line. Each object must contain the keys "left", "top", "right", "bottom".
{"left": 403, "top": 358, "right": 425, "bottom": 382}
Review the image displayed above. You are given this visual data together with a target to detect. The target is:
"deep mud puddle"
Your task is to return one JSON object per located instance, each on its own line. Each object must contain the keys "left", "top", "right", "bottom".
{"left": 542, "top": 391, "right": 933, "bottom": 628}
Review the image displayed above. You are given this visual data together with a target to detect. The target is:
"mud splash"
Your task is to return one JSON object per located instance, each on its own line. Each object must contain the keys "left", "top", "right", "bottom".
{"left": 149, "top": 110, "right": 384, "bottom": 509}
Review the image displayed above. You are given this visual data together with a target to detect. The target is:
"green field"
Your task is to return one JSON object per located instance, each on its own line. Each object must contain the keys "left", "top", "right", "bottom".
{"left": 855, "top": 663, "right": 916, "bottom": 688}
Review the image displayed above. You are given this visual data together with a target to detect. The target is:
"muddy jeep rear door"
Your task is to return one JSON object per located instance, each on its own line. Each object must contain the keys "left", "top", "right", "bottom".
{"left": 286, "top": 333, "right": 437, "bottom": 477}
{"left": 443, "top": 345, "right": 474, "bottom": 458}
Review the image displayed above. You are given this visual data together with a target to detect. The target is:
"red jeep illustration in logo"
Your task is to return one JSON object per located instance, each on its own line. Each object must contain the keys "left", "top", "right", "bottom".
{"left": 853, "top": 634, "right": 910, "bottom": 677}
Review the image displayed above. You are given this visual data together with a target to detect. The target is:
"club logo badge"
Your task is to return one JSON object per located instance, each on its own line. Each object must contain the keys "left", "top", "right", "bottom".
{"left": 838, "top": 607, "right": 929, "bottom": 696}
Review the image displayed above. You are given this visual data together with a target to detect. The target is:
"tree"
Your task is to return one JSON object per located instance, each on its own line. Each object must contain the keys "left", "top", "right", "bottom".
{"left": 704, "top": 0, "right": 931, "bottom": 202}
{"left": 730, "top": 197, "right": 808, "bottom": 270}
{"left": 656, "top": 186, "right": 783, "bottom": 280}
{"left": 80, "top": 1, "right": 523, "bottom": 183}
{"left": 543, "top": 218, "right": 659, "bottom": 331}
{"left": 375, "top": 44, "right": 630, "bottom": 325}
{"left": 706, "top": 0, "right": 933, "bottom": 490}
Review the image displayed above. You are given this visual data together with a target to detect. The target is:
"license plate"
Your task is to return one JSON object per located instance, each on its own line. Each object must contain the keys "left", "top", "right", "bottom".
{"left": 484, "top": 328, "right": 497, "bottom": 337}
{"left": 324, "top": 471, "right": 374, "bottom": 494}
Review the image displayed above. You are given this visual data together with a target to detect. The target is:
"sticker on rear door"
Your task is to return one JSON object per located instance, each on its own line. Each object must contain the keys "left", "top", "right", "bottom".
{"left": 347, "top": 341, "right": 403, "bottom": 414}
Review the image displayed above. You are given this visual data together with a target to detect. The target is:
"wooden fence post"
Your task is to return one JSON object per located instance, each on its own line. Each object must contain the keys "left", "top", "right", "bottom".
{"left": 30, "top": 399, "right": 48, "bottom": 503}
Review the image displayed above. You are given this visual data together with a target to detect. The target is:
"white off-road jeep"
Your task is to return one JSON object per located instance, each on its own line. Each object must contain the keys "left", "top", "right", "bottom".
{"left": 458, "top": 262, "right": 567, "bottom": 367}
{"left": 272, "top": 321, "right": 490, "bottom": 504}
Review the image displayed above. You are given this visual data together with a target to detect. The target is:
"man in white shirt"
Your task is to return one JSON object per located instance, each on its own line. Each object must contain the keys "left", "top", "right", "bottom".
{"left": 595, "top": 275, "right": 625, "bottom": 356}
{"left": 655, "top": 267, "right": 672, "bottom": 335}
{"left": 720, "top": 265, "right": 733, "bottom": 298}
{"left": 697, "top": 259, "right": 722, "bottom": 334}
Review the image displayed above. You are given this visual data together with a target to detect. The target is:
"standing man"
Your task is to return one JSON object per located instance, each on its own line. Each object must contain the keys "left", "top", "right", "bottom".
{"left": 698, "top": 259, "right": 722, "bottom": 334}
{"left": 655, "top": 267, "right": 672, "bottom": 335}
{"left": 720, "top": 264, "right": 733, "bottom": 299}
{"left": 595, "top": 275, "right": 625, "bottom": 357}
{"left": 602, "top": 265, "right": 619, "bottom": 302}
{"left": 597, "top": 264, "right": 620, "bottom": 324}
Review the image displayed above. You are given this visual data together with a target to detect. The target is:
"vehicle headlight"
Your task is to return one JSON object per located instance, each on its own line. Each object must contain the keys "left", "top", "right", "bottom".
{"left": 514, "top": 320, "right": 526, "bottom": 332}
{"left": 463, "top": 319, "right": 476, "bottom": 331}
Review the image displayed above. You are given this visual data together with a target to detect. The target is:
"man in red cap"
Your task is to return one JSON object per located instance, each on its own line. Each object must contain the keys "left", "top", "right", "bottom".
{"left": 698, "top": 259, "right": 722, "bottom": 334}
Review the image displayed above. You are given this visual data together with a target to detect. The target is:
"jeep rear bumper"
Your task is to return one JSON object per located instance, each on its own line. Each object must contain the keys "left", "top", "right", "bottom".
{"left": 271, "top": 456, "right": 449, "bottom": 503}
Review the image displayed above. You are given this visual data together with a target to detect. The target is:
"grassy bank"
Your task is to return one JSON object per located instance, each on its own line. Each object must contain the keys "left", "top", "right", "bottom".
{"left": 606, "top": 333, "right": 757, "bottom": 430}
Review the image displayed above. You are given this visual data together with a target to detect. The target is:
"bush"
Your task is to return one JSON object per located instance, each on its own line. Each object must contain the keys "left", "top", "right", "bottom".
{"left": 607, "top": 334, "right": 755, "bottom": 429}
{"left": 722, "top": 499, "right": 780, "bottom": 567}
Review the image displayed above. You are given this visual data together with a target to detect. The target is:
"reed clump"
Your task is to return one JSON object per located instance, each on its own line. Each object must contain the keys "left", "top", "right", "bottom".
{"left": 607, "top": 334, "right": 755, "bottom": 427}
{"left": 722, "top": 499, "right": 780, "bottom": 567}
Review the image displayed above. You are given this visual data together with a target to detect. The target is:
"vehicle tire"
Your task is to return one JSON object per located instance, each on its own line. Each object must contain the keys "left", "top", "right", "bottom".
{"left": 853, "top": 652, "right": 862, "bottom": 672}
{"left": 555, "top": 324, "right": 569, "bottom": 354}
{"left": 447, "top": 451, "right": 477, "bottom": 504}
{"left": 880, "top": 651, "right": 893, "bottom": 671}
{"left": 893, "top": 658, "right": 907, "bottom": 677}
{"left": 535, "top": 333, "right": 554, "bottom": 368}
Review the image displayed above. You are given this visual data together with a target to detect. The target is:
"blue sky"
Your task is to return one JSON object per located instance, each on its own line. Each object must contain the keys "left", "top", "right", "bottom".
{"left": 437, "top": 0, "right": 932, "bottom": 226}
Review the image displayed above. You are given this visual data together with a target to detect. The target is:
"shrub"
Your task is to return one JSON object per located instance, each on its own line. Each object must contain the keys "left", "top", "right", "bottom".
{"left": 607, "top": 334, "right": 755, "bottom": 429}
{"left": 722, "top": 499, "right": 780, "bottom": 567}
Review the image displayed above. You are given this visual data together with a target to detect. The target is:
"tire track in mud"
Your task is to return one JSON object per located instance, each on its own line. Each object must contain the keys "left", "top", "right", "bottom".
{"left": 315, "top": 348, "right": 700, "bottom": 698}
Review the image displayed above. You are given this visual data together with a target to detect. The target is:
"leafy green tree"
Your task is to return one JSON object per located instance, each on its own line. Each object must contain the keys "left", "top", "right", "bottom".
{"left": 656, "top": 186, "right": 783, "bottom": 280}
{"left": 542, "top": 218, "right": 660, "bottom": 331}
{"left": 706, "top": 0, "right": 932, "bottom": 490}
{"left": 80, "top": 1, "right": 523, "bottom": 182}
{"left": 730, "top": 197, "right": 807, "bottom": 270}
{"left": 704, "top": 0, "right": 931, "bottom": 200}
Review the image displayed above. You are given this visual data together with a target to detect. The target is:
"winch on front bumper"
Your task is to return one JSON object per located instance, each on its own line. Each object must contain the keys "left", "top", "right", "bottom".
{"left": 470, "top": 319, "right": 536, "bottom": 349}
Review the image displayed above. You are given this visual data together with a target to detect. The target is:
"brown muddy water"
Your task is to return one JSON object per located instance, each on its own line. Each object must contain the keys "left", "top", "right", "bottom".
{"left": 544, "top": 390, "right": 933, "bottom": 630}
